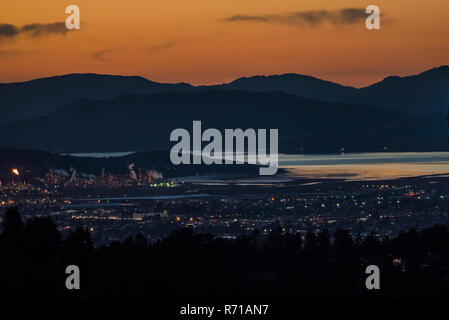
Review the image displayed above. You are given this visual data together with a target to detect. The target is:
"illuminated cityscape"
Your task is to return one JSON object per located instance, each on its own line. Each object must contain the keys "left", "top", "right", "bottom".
{"left": 2, "top": 165, "right": 449, "bottom": 246}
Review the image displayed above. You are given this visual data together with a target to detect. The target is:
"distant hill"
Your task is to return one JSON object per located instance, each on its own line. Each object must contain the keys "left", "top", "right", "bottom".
{"left": 0, "top": 90, "right": 446, "bottom": 154}
{"left": 213, "top": 66, "right": 449, "bottom": 114}
{"left": 0, "top": 73, "right": 193, "bottom": 124}
{"left": 1, "top": 66, "right": 448, "bottom": 126}
{"left": 0, "top": 148, "right": 259, "bottom": 182}
{"left": 356, "top": 66, "right": 449, "bottom": 114}
{"left": 1, "top": 67, "right": 448, "bottom": 154}
{"left": 202, "top": 73, "right": 358, "bottom": 104}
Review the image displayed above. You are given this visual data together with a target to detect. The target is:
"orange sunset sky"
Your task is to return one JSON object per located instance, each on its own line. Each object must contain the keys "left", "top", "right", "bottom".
{"left": 0, "top": 0, "right": 448, "bottom": 86}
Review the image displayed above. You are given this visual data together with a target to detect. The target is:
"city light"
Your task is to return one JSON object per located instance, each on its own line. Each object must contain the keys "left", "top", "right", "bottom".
{"left": 12, "top": 168, "right": 19, "bottom": 176}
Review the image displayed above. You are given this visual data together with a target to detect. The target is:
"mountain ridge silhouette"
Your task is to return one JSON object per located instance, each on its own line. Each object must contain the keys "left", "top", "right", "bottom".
{"left": 1, "top": 65, "right": 448, "bottom": 125}
{"left": 0, "top": 90, "right": 446, "bottom": 153}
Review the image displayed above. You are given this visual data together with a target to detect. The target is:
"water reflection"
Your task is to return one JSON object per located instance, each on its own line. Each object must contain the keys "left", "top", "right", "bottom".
{"left": 280, "top": 152, "right": 449, "bottom": 180}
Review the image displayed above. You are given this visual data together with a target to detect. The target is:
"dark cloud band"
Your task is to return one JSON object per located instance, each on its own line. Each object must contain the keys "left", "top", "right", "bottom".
{"left": 0, "top": 22, "right": 68, "bottom": 41}
{"left": 223, "top": 8, "right": 368, "bottom": 27}
{"left": 0, "top": 24, "right": 20, "bottom": 39}
{"left": 20, "top": 22, "right": 68, "bottom": 37}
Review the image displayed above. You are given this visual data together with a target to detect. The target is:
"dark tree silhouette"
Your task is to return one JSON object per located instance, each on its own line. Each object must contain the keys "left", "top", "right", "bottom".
{"left": 134, "top": 233, "right": 148, "bottom": 249}
{"left": 334, "top": 228, "right": 353, "bottom": 253}
{"left": 319, "top": 229, "right": 331, "bottom": 254}
{"left": 304, "top": 230, "right": 319, "bottom": 254}
{"left": 24, "top": 216, "right": 61, "bottom": 259}
{"left": 1, "top": 206, "right": 449, "bottom": 300}
{"left": 64, "top": 226, "right": 94, "bottom": 253}
{"left": 0, "top": 206, "right": 23, "bottom": 245}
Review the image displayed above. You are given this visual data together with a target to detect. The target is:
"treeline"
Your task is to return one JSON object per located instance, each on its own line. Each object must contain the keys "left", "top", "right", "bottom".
{"left": 1, "top": 206, "right": 449, "bottom": 300}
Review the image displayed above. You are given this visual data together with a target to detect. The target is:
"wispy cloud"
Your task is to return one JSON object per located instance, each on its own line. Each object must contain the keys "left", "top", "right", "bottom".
{"left": 0, "top": 49, "right": 26, "bottom": 57}
{"left": 0, "top": 22, "right": 68, "bottom": 42}
{"left": 222, "top": 8, "right": 370, "bottom": 27}
{"left": 145, "top": 36, "right": 217, "bottom": 55}
{"left": 92, "top": 47, "right": 124, "bottom": 62}
{"left": 147, "top": 41, "right": 177, "bottom": 53}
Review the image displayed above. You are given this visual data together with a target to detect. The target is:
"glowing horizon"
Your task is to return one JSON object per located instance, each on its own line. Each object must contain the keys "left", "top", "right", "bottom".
{"left": 1, "top": 0, "right": 448, "bottom": 86}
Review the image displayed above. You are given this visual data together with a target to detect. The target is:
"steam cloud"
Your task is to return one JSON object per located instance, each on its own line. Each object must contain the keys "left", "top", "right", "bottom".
{"left": 128, "top": 163, "right": 138, "bottom": 181}
{"left": 51, "top": 169, "right": 69, "bottom": 177}
{"left": 69, "top": 167, "right": 77, "bottom": 182}
{"left": 149, "top": 170, "right": 163, "bottom": 180}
